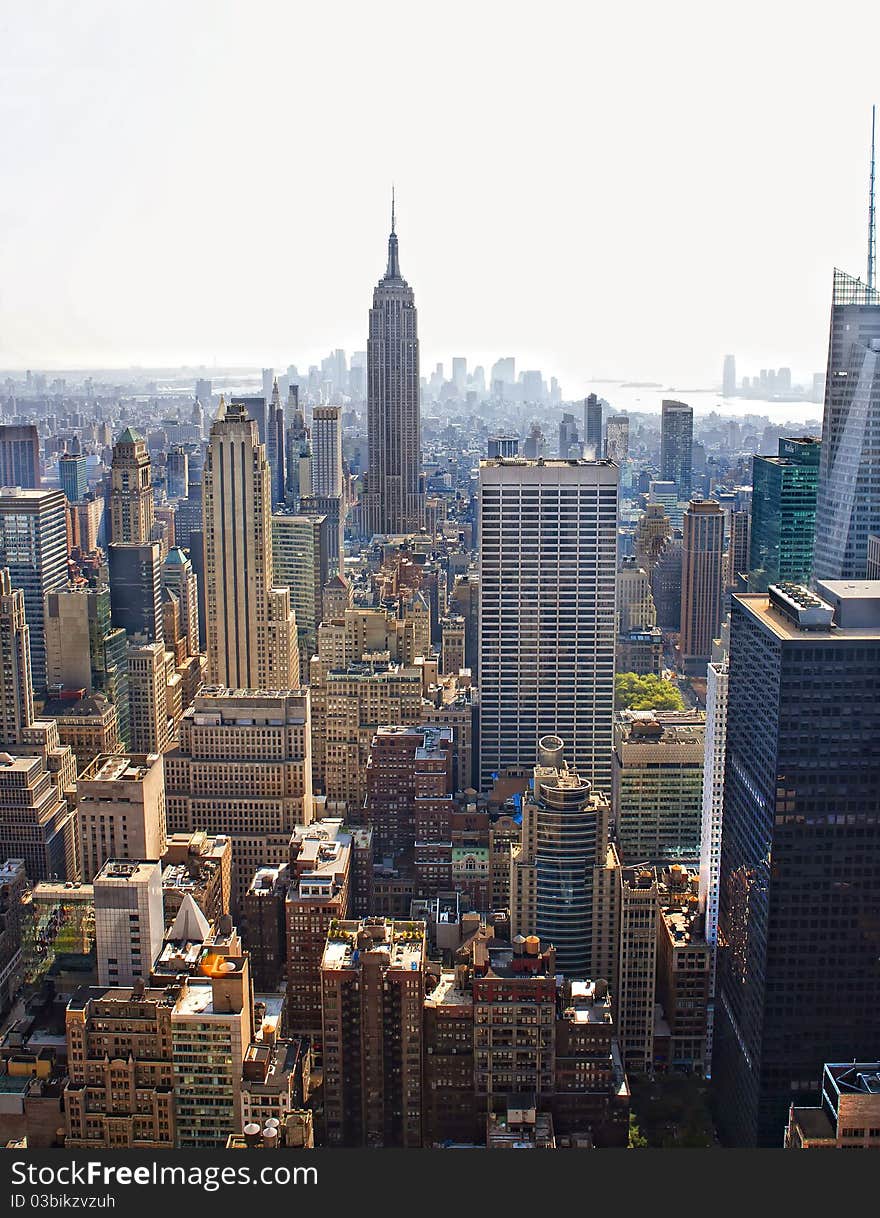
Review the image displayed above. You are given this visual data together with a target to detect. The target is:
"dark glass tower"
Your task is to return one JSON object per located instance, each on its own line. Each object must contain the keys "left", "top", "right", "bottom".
{"left": 813, "top": 269, "right": 880, "bottom": 579}
{"left": 713, "top": 583, "right": 880, "bottom": 1146}
{"left": 748, "top": 436, "right": 820, "bottom": 592}
{"left": 660, "top": 400, "right": 693, "bottom": 501}
{"left": 365, "top": 201, "right": 423, "bottom": 536}
{"left": 584, "top": 393, "right": 603, "bottom": 459}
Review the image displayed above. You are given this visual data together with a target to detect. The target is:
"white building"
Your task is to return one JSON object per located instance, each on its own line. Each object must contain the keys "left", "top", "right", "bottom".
{"left": 478, "top": 457, "right": 618, "bottom": 792}
{"left": 93, "top": 859, "right": 165, "bottom": 988}
{"left": 698, "top": 657, "right": 728, "bottom": 1073}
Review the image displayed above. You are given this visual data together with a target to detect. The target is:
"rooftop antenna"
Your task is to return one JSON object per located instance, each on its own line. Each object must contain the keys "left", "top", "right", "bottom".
{"left": 869, "top": 104, "right": 876, "bottom": 292}
{"left": 391, "top": 183, "right": 396, "bottom": 235}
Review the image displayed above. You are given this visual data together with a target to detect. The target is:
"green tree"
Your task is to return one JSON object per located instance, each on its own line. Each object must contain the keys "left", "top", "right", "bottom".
{"left": 615, "top": 672, "right": 685, "bottom": 712}
{"left": 628, "top": 1113, "right": 648, "bottom": 1148}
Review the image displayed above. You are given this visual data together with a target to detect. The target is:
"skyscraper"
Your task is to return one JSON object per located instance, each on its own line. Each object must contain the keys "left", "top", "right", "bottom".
{"left": 584, "top": 393, "right": 603, "bottom": 460}
{"left": 510, "top": 735, "right": 610, "bottom": 975}
{"left": 0, "top": 487, "right": 69, "bottom": 692}
{"left": 660, "top": 400, "right": 693, "bottom": 501}
{"left": 722, "top": 354, "right": 737, "bottom": 396}
{"left": 0, "top": 424, "right": 40, "bottom": 489}
{"left": 0, "top": 567, "right": 33, "bottom": 745}
{"left": 679, "top": 498, "right": 724, "bottom": 672}
{"left": 266, "top": 379, "right": 286, "bottom": 508}
{"left": 604, "top": 415, "right": 630, "bottom": 464}
{"left": 478, "top": 457, "right": 618, "bottom": 792}
{"left": 108, "top": 541, "right": 163, "bottom": 644}
{"left": 364, "top": 201, "right": 423, "bottom": 536}
{"left": 748, "top": 436, "right": 820, "bottom": 592}
{"left": 203, "top": 397, "right": 298, "bottom": 690}
{"left": 714, "top": 582, "right": 880, "bottom": 1145}
{"left": 311, "top": 405, "right": 343, "bottom": 497}
{"left": 699, "top": 656, "right": 728, "bottom": 1073}
{"left": 93, "top": 859, "right": 165, "bottom": 988}
{"left": 109, "top": 428, "right": 154, "bottom": 545}
{"left": 161, "top": 547, "right": 199, "bottom": 660}
{"left": 58, "top": 452, "right": 87, "bottom": 503}
{"left": 812, "top": 270, "right": 880, "bottom": 579}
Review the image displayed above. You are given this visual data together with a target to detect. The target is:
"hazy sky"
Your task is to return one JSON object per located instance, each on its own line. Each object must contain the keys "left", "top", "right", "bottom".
{"left": 1, "top": 1, "right": 879, "bottom": 394}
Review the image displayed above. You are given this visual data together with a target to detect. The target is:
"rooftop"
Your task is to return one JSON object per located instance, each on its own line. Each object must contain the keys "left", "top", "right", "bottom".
{"left": 735, "top": 585, "right": 880, "bottom": 641}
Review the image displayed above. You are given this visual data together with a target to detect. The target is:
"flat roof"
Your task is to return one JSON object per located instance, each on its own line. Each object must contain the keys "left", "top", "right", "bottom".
{"left": 735, "top": 592, "right": 880, "bottom": 641}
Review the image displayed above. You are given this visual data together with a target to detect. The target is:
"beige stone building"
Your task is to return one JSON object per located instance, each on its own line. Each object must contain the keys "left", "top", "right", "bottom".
{"left": 77, "top": 752, "right": 166, "bottom": 882}
{"left": 163, "top": 688, "right": 313, "bottom": 906}
{"left": 203, "top": 398, "right": 298, "bottom": 690}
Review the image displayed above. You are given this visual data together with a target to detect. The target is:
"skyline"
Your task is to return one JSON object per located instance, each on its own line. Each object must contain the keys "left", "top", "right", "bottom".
{"left": 2, "top": 2, "right": 880, "bottom": 388}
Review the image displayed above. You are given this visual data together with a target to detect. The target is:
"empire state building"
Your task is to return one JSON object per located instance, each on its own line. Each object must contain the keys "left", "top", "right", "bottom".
{"left": 365, "top": 201, "right": 424, "bottom": 536}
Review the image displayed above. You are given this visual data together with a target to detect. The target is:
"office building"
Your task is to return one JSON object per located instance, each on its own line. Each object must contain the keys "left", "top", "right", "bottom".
{"left": 0, "top": 487, "right": 69, "bottom": 692}
{"left": 311, "top": 405, "right": 343, "bottom": 497}
{"left": 813, "top": 269, "right": 880, "bottom": 579}
{"left": 93, "top": 858, "right": 165, "bottom": 988}
{"left": 77, "top": 752, "right": 166, "bottom": 882}
{"left": 613, "top": 709, "right": 705, "bottom": 863}
{"left": 698, "top": 659, "right": 727, "bottom": 1071}
{"left": 363, "top": 206, "right": 424, "bottom": 536}
{"left": 160, "top": 547, "right": 199, "bottom": 661}
{"left": 617, "top": 556, "right": 656, "bottom": 635}
{"left": 748, "top": 436, "right": 820, "bottom": 592}
{"left": 660, "top": 400, "right": 693, "bottom": 500}
{"left": 0, "top": 568, "right": 33, "bottom": 746}
{"left": 40, "top": 692, "right": 121, "bottom": 769}
{"left": 558, "top": 412, "right": 580, "bottom": 459}
{"left": 867, "top": 532, "right": 880, "bottom": 578}
{"left": 487, "top": 436, "right": 518, "bottom": 459}
{"left": 654, "top": 866, "right": 711, "bottom": 1075}
{"left": 164, "top": 688, "right": 313, "bottom": 905}
{"left": 58, "top": 452, "right": 87, "bottom": 503}
{"left": 321, "top": 918, "right": 426, "bottom": 1147}
{"left": 478, "top": 458, "right": 618, "bottom": 793}
{"left": 722, "top": 354, "right": 737, "bottom": 396}
{"left": 714, "top": 582, "right": 880, "bottom": 1145}
{"left": 109, "top": 428, "right": 154, "bottom": 545}
{"left": 634, "top": 503, "right": 672, "bottom": 575}
{"left": 0, "top": 425, "right": 40, "bottom": 489}
{"left": 584, "top": 393, "right": 603, "bottom": 459}
{"left": 161, "top": 830, "right": 231, "bottom": 927}
{"left": 727, "top": 509, "right": 751, "bottom": 590}
{"left": 0, "top": 753, "right": 76, "bottom": 883}
{"left": 679, "top": 498, "right": 724, "bottom": 672}
{"left": 510, "top": 735, "right": 609, "bottom": 975}
{"left": 203, "top": 398, "right": 298, "bottom": 690}
{"left": 171, "top": 953, "right": 253, "bottom": 1148}
{"left": 108, "top": 541, "right": 163, "bottom": 644}
{"left": 126, "top": 642, "right": 170, "bottom": 756}
{"left": 266, "top": 379, "right": 286, "bottom": 508}
{"left": 45, "top": 584, "right": 130, "bottom": 747}
{"left": 165, "top": 447, "right": 188, "bottom": 501}
{"left": 604, "top": 415, "right": 629, "bottom": 464}
{"left": 271, "top": 510, "right": 329, "bottom": 669}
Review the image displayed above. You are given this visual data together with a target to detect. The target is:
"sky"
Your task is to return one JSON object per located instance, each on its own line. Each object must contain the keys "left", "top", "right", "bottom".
{"left": 1, "top": 0, "right": 880, "bottom": 395}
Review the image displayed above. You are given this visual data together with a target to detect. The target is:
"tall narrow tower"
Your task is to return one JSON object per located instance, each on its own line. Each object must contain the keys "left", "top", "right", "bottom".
{"left": 365, "top": 197, "right": 423, "bottom": 536}
{"left": 110, "top": 428, "right": 154, "bottom": 544}
{"left": 203, "top": 398, "right": 299, "bottom": 690}
{"left": 868, "top": 103, "right": 876, "bottom": 293}
{"left": 0, "top": 567, "right": 34, "bottom": 745}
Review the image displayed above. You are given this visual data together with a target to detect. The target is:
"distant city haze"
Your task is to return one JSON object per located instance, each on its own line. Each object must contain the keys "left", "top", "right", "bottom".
{"left": 2, "top": 2, "right": 879, "bottom": 394}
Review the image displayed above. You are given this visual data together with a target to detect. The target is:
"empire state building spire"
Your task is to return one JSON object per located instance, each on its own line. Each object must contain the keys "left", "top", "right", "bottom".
{"left": 385, "top": 187, "right": 402, "bottom": 280}
{"left": 364, "top": 197, "right": 424, "bottom": 537}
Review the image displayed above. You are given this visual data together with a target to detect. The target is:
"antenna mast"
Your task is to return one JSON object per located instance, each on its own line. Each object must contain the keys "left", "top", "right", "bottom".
{"left": 869, "top": 104, "right": 876, "bottom": 291}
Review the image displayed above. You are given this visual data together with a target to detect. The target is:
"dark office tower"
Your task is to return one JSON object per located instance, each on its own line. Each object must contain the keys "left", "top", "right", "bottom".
{"left": 0, "top": 424, "right": 40, "bottom": 488}
{"left": 364, "top": 201, "right": 423, "bottom": 536}
{"left": 813, "top": 270, "right": 880, "bottom": 578}
{"left": 714, "top": 582, "right": 880, "bottom": 1146}
{"left": 108, "top": 542, "right": 163, "bottom": 644}
{"left": 58, "top": 452, "right": 87, "bottom": 503}
{"left": 748, "top": 436, "right": 821, "bottom": 592}
{"left": 165, "top": 447, "right": 188, "bottom": 500}
{"left": 0, "top": 568, "right": 33, "bottom": 745}
{"left": 660, "top": 400, "right": 693, "bottom": 500}
{"left": 651, "top": 532, "right": 683, "bottom": 630}
{"left": 0, "top": 487, "right": 68, "bottom": 693}
{"left": 266, "top": 379, "right": 286, "bottom": 508}
{"left": 679, "top": 499, "right": 724, "bottom": 672}
{"left": 722, "top": 354, "right": 737, "bottom": 396}
{"left": 584, "top": 393, "right": 603, "bottom": 460}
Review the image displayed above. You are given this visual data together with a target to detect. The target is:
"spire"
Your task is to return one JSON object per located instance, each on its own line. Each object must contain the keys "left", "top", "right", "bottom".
{"left": 271, "top": 376, "right": 281, "bottom": 409}
{"left": 869, "top": 104, "right": 876, "bottom": 292}
{"left": 385, "top": 186, "right": 401, "bottom": 280}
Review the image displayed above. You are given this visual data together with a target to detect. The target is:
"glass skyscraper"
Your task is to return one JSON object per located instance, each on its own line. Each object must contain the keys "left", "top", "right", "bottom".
{"left": 660, "top": 399, "right": 693, "bottom": 501}
{"left": 813, "top": 268, "right": 880, "bottom": 579}
{"left": 748, "top": 436, "right": 820, "bottom": 592}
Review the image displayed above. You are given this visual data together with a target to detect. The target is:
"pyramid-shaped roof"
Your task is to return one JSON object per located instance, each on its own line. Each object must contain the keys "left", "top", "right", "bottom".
{"left": 166, "top": 893, "right": 211, "bottom": 943}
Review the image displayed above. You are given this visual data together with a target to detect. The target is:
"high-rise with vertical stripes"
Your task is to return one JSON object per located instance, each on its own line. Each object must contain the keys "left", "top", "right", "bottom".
{"left": 203, "top": 397, "right": 298, "bottom": 691}
{"left": 478, "top": 457, "right": 618, "bottom": 793}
